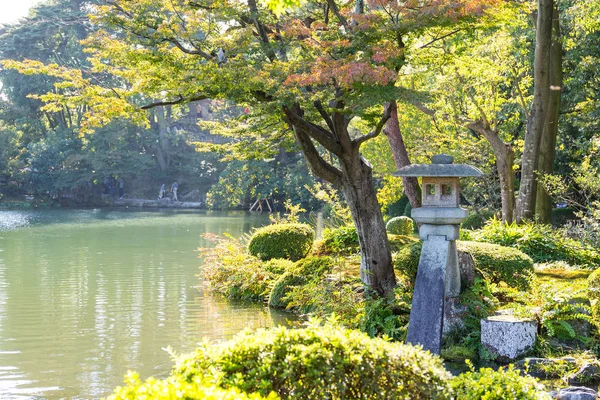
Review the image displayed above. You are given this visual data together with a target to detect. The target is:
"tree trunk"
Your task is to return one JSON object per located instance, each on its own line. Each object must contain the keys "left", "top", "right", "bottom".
{"left": 340, "top": 156, "right": 396, "bottom": 297}
{"left": 516, "top": 0, "right": 554, "bottom": 223}
{"left": 535, "top": 4, "right": 562, "bottom": 224}
{"left": 468, "top": 120, "right": 516, "bottom": 223}
{"left": 385, "top": 101, "right": 421, "bottom": 209}
{"left": 155, "top": 106, "right": 169, "bottom": 172}
{"left": 285, "top": 104, "right": 396, "bottom": 297}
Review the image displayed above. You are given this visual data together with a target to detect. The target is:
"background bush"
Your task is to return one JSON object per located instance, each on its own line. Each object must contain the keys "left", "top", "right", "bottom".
{"left": 269, "top": 256, "right": 334, "bottom": 309}
{"left": 318, "top": 225, "right": 359, "bottom": 256}
{"left": 200, "top": 234, "right": 292, "bottom": 302}
{"left": 450, "top": 363, "right": 548, "bottom": 400}
{"left": 471, "top": 219, "right": 600, "bottom": 268}
{"left": 394, "top": 241, "right": 534, "bottom": 290}
{"left": 248, "top": 223, "right": 314, "bottom": 261}
{"left": 173, "top": 324, "right": 453, "bottom": 400}
{"left": 386, "top": 216, "right": 415, "bottom": 235}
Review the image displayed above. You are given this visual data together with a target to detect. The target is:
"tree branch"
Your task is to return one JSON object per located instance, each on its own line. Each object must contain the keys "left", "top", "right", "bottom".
{"left": 283, "top": 106, "right": 343, "bottom": 156}
{"left": 291, "top": 125, "right": 343, "bottom": 186}
{"left": 353, "top": 103, "right": 393, "bottom": 148}
{"left": 141, "top": 95, "right": 208, "bottom": 110}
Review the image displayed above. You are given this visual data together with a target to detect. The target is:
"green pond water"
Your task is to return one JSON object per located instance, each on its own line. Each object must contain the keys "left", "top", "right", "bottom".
{"left": 0, "top": 208, "right": 292, "bottom": 399}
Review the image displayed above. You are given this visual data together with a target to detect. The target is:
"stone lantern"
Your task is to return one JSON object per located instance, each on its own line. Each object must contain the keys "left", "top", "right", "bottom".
{"left": 395, "top": 154, "right": 482, "bottom": 354}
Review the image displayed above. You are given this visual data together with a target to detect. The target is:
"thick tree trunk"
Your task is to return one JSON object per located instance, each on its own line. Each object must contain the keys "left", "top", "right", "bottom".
{"left": 516, "top": 0, "right": 554, "bottom": 223}
{"left": 340, "top": 156, "right": 396, "bottom": 297}
{"left": 497, "top": 145, "right": 516, "bottom": 224}
{"left": 285, "top": 104, "right": 396, "bottom": 297}
{"left": 385, "top": 101, "right": 421, "bottom": 209}
{"left": 535, "top": 4, "right": 562, "bottom": 223}
{"left": 468, "top": 120, "right": 516, "bottom": 223}
{"left": 155, "top": 106, "right": 170, "bottom": 172}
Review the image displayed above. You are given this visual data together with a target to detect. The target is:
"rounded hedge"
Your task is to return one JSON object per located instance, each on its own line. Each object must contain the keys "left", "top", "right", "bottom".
{"left": 450, "top": 364, "right": 546, "bottom": 400}
{"left": 174, "top": 324, "right": 453, "bottom": 399}
{"left": 394, "top": 241, "right": 534, "bottom": 290}
{"left": 262, "top": 258, "right": 295, "bottom": 276}
{"left": 248, "top": 223, "right": 314, "bottom": 261}
{"left": 269, "top": 256, "right": 334, "bottom": 308}
{"left": 386, "top": 216, "right": 415, "bottom": 235}
{"left": 108, "top": 372, "right": 270, "bottom": 400}
{"left": 319, "top": 224, "right": 360, "bottom": 256}
{"left": 588, "top": 268, "right": 600, "bottom": 321}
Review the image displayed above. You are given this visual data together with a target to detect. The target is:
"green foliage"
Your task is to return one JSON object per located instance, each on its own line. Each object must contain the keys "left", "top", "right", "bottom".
{"left": 393, "top": 242, "right": 422, "bottom": 282}
{"left": 108, "top": 371, "right": 273, "bottom": 400}
{"left": 318, "top": 225, "right": 359, "bottom": 256}
{"left": 459, "top": 241, "right": 534, "bottom": 290}
{"left": 450, "top": 362, "right": 549, "bottom": 400}
{"left": 461, "top": 209, "right": 496, "bottom": 230}
{"left": 248, "top": 223, "right": 314, "bottom": 262}
{"left": 206, "top": 158, "right": 320, "bottom": 211}
{"left": 472, "top": 219, "right": 600, "bottom": 268}
{"left": 358, "top": 289, "right": 412, "bottom": 342}
{"left": 386, "top": 216, "right": 415, "bottom": 235}
{"left": 173, "top": 324, "right": 453, "bottom": 400}
{"left": 268, "top": 256, "right": 333, "bottom": 309}
{"left": 199, "top": 233, "right": 282, "bottom": 302}
{"left": 263, "top": 258, "right": 295, "bottom": 276}
{"left": 440, "top": 346, "right": 477, "bottom": 362}
{"left": 588, "top": 268, "right": 600, "bottom": 323}
{"left": 395, "top": 240, "right": 533, "bottom": 290}
{"left": 536, "top": 289, "right": 592, "bottom": 342}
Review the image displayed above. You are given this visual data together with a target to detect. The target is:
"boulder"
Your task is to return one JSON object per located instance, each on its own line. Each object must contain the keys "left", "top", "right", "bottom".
{"left": 480, "top": 315, "right": 537, "bottom": 362}
{"left": 549, "top": 386, "right": 598, "bottom": 400}
{"left": 567, "top": 363, "right": 600, "bottom": 385}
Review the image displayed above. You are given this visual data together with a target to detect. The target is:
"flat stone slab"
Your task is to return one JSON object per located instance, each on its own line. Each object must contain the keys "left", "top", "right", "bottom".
{"left": 481, "top": 315, "right": 537, "bottom": 362}
{"left": 412, "top": 207, "right": 468, "bottom": 225}
{"left": 407, "top": 235, "right": 450, "bottom": 354}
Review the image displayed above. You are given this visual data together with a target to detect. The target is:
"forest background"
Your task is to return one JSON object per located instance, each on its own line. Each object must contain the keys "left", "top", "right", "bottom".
{"left": 0, "top": 0, "right": 598, "bottom": 231}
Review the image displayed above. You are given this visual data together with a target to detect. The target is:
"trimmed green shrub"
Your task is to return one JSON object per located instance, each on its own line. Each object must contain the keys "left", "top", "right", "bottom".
{"left": 451, "top": 364, "right": 548, "bottom": 400}
{"left": 263, "top": 258, "right": 294, "bottom": 275}
{"left": 386, "top": 216, "right": 415, "bottom": 235}
{"left": 108, "top": 372, "right": 271, "bottom": 400}
{"left": 588, "top": 268, "right": 600, "bottom": 321}
{"left": 174, "top": 324, "right": 453, "bottom": 399}
{"left": 269, "top": 256, "right": 334, "bottom": 308}
{"left": 248, "top": 223, "right": 314, "bottom": 261}
{"left": 394, "top": 241, "right": 534, "bottom": 290}
{"left": 319, "top": 224, "right": 359, "bottom": 256}
{"left": 471, "top": 219, "right": 600, "bottom": 268}
{"left": 459, "top": 241, "right": 534, "bottom": 290}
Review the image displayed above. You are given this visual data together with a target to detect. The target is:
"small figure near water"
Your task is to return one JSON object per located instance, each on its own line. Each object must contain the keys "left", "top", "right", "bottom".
{"left": 171, "top": 181, "right": 179, "bottom": 201}
{"left": 158, "top": 183, "right": 165, "bottom": 199}
{"left": 117, "top": 178, "right": 124, "bottom": 199}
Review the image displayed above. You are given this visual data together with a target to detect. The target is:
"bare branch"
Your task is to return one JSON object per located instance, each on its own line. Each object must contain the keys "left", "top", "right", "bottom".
{"left": 141, "top": 95, "right": 208, "bottom": 110}
{"left": 419, "top": 29, "right": 462, "bottom": 49}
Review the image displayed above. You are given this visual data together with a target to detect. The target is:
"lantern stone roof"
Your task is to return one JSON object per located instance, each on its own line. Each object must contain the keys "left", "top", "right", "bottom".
{"left": 394, "top": 154, "right": 483, "bottom": 178}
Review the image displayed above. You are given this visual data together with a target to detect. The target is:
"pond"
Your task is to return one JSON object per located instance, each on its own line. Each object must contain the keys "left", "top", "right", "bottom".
{"left": 0, "top": 208, "right": 292, "bottom": 399}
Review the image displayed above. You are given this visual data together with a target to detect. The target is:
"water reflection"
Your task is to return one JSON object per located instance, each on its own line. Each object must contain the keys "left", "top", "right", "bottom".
{"left": 0, "top": 209, "right": 291, "bottom": 399}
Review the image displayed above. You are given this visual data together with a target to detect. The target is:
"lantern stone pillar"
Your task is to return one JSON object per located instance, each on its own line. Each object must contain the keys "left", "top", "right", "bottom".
{"left": 395, "top": 154, "right": 482, "bottom": 354}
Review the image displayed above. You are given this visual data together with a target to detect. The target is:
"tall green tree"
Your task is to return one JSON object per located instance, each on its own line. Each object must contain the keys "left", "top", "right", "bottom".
{"left": 3, "top": 0, "right": 497, "bottom": 295}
